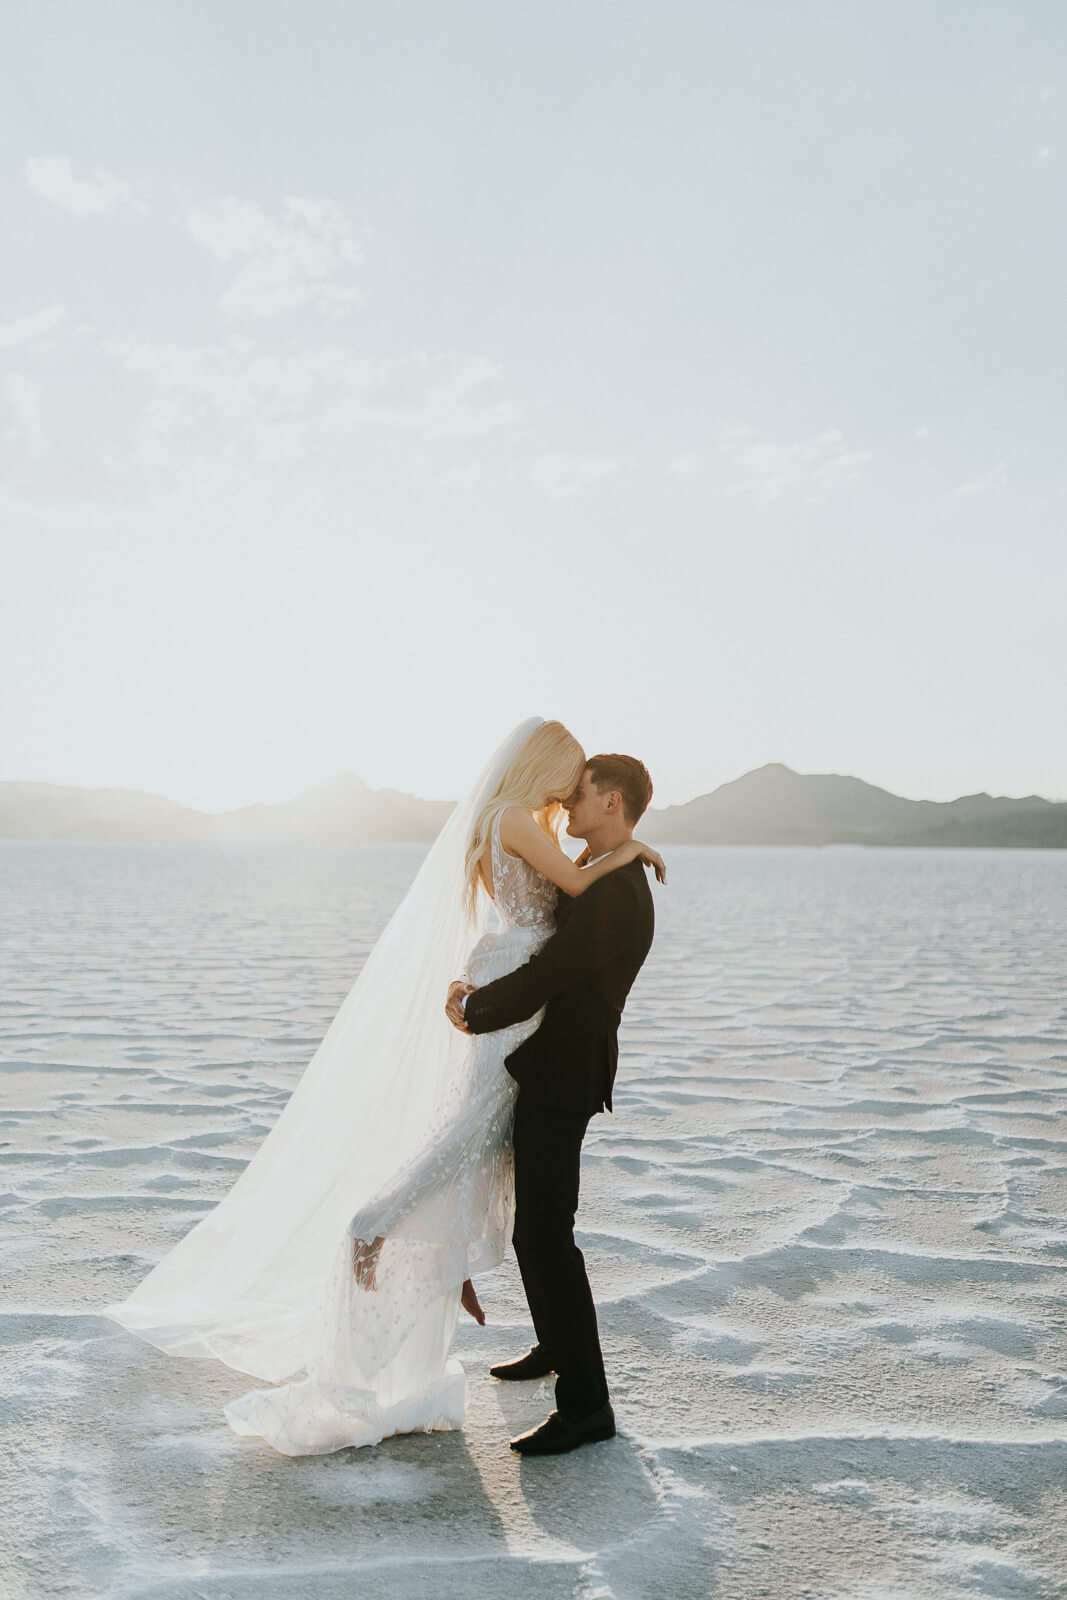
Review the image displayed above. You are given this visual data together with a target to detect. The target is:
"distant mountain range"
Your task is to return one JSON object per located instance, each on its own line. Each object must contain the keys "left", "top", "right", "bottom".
{"left": 0, "top": 774, "right": 454, "bottom": 844}
{"left": 1, "top": 763, "right": 1064, "bottom": 848}
{"left": 642, "top": 764, "right": 1067, "bottom": 848}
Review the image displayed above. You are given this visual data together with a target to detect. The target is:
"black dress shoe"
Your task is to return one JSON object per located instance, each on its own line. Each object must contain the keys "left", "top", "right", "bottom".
{"left": 489, "top": 1346, "right": 556, "bottom": 1381}
{"left": 510, "top": 1402, "right": 616, "bottom": 1456}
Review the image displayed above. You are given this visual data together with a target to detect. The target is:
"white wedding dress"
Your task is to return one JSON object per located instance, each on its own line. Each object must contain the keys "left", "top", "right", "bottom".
{"left": 224, "top": 808, "right": 557, "bottom": 1453}
{"left": 105, "top": 719, "right": 559, "bottom": 1456}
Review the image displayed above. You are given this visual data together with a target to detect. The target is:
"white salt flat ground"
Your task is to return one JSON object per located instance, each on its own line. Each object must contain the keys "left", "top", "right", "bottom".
{"left": 1, "top": 841, "right": 1065, "bottom": 1599}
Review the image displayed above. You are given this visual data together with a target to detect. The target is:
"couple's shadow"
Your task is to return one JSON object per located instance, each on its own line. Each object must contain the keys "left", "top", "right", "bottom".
{"left": 103, "top": 1333, "right": 659, "bottom": 1580}
{"left": 339, "top": 1374, "right": 659, "bottom": 1562}
{"left": 469, "top": 1372, "right": 661, "bottom": 1552}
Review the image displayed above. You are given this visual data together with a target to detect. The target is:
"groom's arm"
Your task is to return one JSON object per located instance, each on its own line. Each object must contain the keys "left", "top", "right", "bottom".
{"left": 463, "top": 873, "right": 634, "bottom": 1036}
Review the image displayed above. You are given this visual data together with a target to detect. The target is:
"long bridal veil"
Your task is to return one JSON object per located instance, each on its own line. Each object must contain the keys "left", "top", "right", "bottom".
{"left": 105, "top": 717, "right": 544, "bottom": 1386}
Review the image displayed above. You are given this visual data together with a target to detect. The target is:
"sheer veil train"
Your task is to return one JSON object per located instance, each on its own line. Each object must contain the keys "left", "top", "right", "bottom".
{"left": 105, "top": 719, "right": 544, "bottom": 1412}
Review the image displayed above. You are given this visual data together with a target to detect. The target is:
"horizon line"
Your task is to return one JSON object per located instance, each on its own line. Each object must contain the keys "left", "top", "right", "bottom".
{"left": 1, "top": 763, "right": 1062, "bottom": 814}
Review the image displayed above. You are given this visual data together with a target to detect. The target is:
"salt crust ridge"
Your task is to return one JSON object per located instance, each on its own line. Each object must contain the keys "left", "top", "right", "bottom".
{"left": 0, "top": 840, "right": 1065, "bottom": 1598}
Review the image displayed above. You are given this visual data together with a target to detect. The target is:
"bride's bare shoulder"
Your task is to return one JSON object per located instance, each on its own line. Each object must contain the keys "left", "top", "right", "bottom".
{"left": 498, "top": 805, "right": 538, "bottom": 849}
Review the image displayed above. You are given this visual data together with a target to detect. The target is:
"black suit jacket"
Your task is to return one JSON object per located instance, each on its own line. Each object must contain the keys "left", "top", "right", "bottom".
{"left": 463, "top": 859, "right": 655, "bottom": 1115}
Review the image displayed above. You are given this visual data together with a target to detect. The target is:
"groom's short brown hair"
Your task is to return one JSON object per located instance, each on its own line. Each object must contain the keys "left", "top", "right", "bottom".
{"left": 586, "top": 754, "right": 654, "bottom": 825}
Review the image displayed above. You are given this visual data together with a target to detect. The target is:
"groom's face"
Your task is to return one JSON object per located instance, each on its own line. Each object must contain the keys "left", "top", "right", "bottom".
{"left": 563, "top": 767, "right": 612, "bottom": 839}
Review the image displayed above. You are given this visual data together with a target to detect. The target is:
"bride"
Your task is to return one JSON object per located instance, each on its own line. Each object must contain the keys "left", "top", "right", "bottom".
{"left": 105, "top": 718, "right": 664, "bottom": 1454}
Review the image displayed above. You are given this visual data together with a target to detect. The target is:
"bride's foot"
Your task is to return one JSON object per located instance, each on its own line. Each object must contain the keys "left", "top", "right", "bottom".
{"left": 352, "top": 1235, "right": 384, "bottom": 1290}
{"left": 461, "top": 1278, "right": 486, "bottom": 1325}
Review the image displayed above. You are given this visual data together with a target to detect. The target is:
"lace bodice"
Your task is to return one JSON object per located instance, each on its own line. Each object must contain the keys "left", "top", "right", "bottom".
{"left": 489, "top": 808, "right": 559, "bottom": 931}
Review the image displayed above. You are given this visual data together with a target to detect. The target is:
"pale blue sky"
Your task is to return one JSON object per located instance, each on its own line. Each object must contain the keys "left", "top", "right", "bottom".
{"left": 2, "top": 2, "right": 1064, "bottom": 810}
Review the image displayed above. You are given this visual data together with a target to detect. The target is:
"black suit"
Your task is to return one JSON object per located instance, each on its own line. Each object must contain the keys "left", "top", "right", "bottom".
{"left": 464, "top": 859, "right": 654, "bottom": 1418}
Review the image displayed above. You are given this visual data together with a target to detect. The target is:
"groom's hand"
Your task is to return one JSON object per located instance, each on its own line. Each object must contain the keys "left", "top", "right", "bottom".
{"left": 446, "top": 981, "right": 475, "bottom": 1033}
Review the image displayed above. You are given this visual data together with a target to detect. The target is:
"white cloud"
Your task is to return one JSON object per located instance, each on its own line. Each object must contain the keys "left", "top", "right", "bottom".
{"left": 2, "top": 319, "right": 520, "bottom": 516}
{"left": 25, "top": 156, "right": 131, "bottom": 216}
{"left": 0, "top": 368, "right": 144, "bottom": 518}
{"left": 185, "top": 196, "right": 365, "bottom": 320}
{"left": 715, "top": 422, "right": 871, "bottom": 504}
{"left": 102, "top": 335, "right": 518, "bottom": 463}
{"left": 531, "top": 453, "right": 620, "bottom": 498}
{"left": 666, "top": 450, "right": 703, "bottom": 477}
{"left": 1, "top": 373, "right": 46, "bottom": 459}
{"left": 0, "top": 304, "right": 66, "bottom": 348}
{"left": 438, "top": 461, "right": 484, "bottom": 490}
{"left": 946, "top": 463, "right": 1008, "bottom": 500}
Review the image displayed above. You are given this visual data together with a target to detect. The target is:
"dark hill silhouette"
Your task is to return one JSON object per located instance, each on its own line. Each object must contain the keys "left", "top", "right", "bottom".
{"left": 642, "top": 763, "right": 1066, "bottom": 847}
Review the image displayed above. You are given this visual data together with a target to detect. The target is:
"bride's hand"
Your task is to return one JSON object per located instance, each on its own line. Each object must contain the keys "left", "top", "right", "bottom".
{"left": 446, "top": 980, "right": 474, "bottom": 1032}
{"left": 634, "top": 841, "right": 667, "bottom": 884}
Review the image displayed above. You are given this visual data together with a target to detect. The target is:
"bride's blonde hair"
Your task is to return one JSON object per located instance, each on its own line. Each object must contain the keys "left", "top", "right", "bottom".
{"left": 464, "top": 720, "right": 586, "bottom": 913}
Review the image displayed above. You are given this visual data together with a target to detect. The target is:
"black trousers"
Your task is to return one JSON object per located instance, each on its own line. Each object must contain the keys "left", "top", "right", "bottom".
{"left": 511, "top": 1095, "right": 609, "bottom": 1421}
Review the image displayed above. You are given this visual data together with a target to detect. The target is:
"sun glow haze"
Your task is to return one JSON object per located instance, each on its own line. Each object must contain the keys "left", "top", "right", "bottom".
{"left": 2, "top": 4, "right": 1064, "bottom": 812}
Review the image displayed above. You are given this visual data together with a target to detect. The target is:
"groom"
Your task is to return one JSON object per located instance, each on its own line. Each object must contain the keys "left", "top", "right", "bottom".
{"left": 446, "top": 753, "right": 656, "bottom": 1456}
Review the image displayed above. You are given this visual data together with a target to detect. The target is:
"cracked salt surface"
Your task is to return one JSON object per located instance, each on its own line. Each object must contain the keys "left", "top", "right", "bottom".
{"left": 1, "top": 840, "right": 1066, "bottom": 1598}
